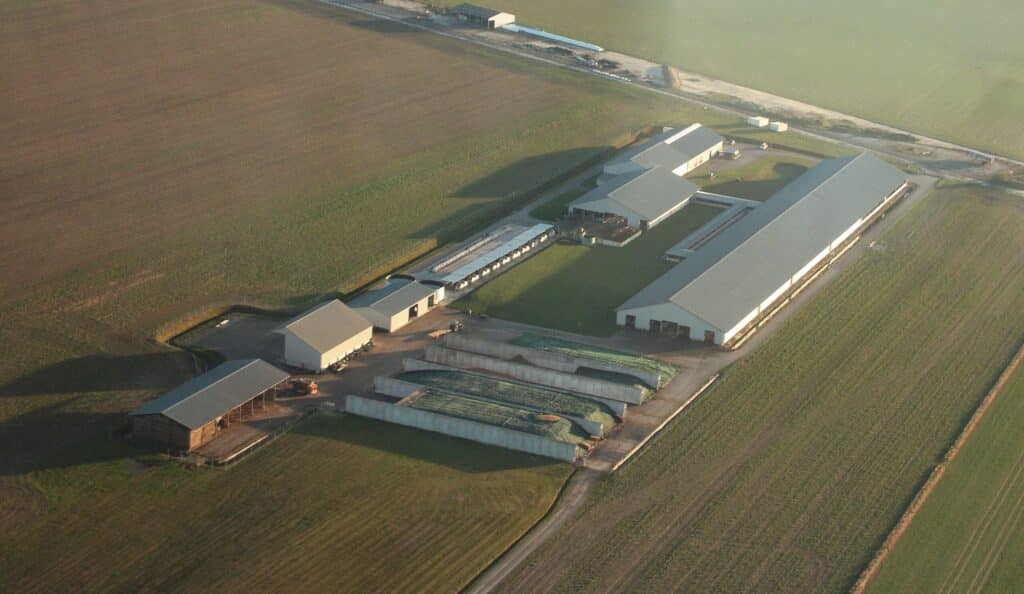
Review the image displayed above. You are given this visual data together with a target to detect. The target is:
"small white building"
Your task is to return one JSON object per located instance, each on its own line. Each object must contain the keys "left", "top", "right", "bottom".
{"left": 351, "top": 279, "right": 445, "bottom": 332}
{"left": 277, "top": 300, "right": 373, "bottom": 372}
{"left": 747, "top": 116, "right": 770, "bottom": 128}
{"left": 769, "top": 121, "right": 789, "bottom": 132}
{"left": 602, "top": 124, "right": 725, "bottom": 179}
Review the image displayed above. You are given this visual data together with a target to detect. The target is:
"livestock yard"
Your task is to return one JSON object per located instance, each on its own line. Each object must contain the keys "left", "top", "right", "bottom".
{"left": 496, "top": 186, "right": 1024, "bottom": 593}
{"left": 437, "top": 0, "right": 1024, "bottom": 161}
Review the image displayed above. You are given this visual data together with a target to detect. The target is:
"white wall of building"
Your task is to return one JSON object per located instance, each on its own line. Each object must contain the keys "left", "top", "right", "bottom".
{"left": 283, "top": 327, "right": 373, "bottom": 372}
{"left": 617, "top": 303, "right": 723, "bottom": 344}
{"left": 488, "top": 12, "right": 516, "bottom": 29}
{"left": 671, "top": 141, "right": 724, "bottom": 176}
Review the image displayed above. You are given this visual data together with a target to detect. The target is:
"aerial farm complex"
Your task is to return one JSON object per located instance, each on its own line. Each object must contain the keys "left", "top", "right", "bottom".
{"left": 129, "top": 120, "right": 911, "bottom": 466}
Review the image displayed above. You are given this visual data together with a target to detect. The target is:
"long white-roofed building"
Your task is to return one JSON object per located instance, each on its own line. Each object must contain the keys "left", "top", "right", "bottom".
{"left": 276, "top": 300, "right": 373, "bottom": 372}
{"left": 616, "top": 153, "right": 909, "bottom": 346}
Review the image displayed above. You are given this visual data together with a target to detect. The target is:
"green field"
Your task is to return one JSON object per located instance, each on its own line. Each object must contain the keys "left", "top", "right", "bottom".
{"left": 690, "top": 153, "right": 817, "bottom": 201}
{"left": 440, "top": 0, "right": 1024, "bottom": 161}
{"left": 495, "top": 185, "right": 1024, "bottom": 593}
{"left": 868, "top": 363, "right": 1024, "bottom": 594}
{"left": 0, "top": 414, "right": 571, "bottom": 593}
{"left": 455, "top": 202, "right": 723, "bottom": 335}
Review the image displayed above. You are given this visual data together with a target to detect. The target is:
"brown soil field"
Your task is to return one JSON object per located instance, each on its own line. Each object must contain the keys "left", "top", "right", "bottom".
{"left": 0, "top": 0, "right": 579, "bottom": 289}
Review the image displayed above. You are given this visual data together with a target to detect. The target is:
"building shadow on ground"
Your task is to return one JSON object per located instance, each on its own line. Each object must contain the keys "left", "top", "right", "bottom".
{"left": 451, "top": 147, "right": 608, "bottom": 199}
{"left": 0, "top": 352, "right": 193, "bottom": 398}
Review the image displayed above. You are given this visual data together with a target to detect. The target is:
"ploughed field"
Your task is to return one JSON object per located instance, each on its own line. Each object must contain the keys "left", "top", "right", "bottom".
{"left": 496, "top": 185, "right": 1024, "bottom": 593}
{"left": 440, "top": 0, "right": 1024, "bottom": 161}
{"left": 0, "top": 414, "right": 572, "bottom": 593}
{"left": 867, "top": 362, "right": 1024, "bottom": 594}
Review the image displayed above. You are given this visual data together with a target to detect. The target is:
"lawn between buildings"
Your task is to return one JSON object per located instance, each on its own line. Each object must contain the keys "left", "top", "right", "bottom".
{"left": 495, "top": 184, "right": 1024, "bottom": 593}
{"left": 0, "top": 414, "right": 572, "bottom": 593}
{"left": 867, "top": 362, "right": 1024, "bottom": 594}
{"left": 689, "top": 153, "right": 817, "bottom": 201}
{"left": 455, "top": 202, "right": 724, "bottom": 336}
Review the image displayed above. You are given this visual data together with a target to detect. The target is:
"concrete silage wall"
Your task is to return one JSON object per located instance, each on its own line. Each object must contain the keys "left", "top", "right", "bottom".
{"left": 443, "top": 334, "right": 662, "bottom": 389}
{"left": 421, "top": 346, "right": 640, "bottom": 409}
{"left": 374, "top": 376, "right": 424, "bottom": 399}
{"left": 345, "top": 396, "right": 579, "bottom": 462}
{"left": 394, "top": 360, "right": 607, "bottom": 437}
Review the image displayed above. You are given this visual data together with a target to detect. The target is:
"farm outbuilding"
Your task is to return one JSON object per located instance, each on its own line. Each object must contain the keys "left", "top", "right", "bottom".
{"left": 130, "top": 359, "right": 290, "bottom": 451}
{"left": 617, "top": 153, "right": 909, "bottom": 346}
{"left": 603, "top": 124, "right": 725, "bottom": 178}
{"left": 452, "top": 4, "right": 515, "bottom": 29}
{"left": 351, "top": 278, "right": 445, "bottom": 332}
{"left": 570, "top": 167, "right": 699, "bottom": 230}
{"left": 747, "top": 116, "right": 770, "bottom": 127}
{"left": 277, "top": 300, "right": 373, "bottom": 372}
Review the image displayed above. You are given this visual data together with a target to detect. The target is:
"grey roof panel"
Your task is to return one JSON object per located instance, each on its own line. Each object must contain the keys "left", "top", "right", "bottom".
{"left": 281, "top": 300, "right": 372, "bottom": 354}
{"left": 609, "top": 125, "right": 725, "bottom": 171}
{"left": 131, "top": 359, "right": 289, "bottom": 429}
{"left": 354, "top": 281, "right": 439, "bottom": 317}
{"left": 619, "top": 153, "right": 908, "bottom": 331}
{"left": 571, "top": 167, "right": 699, "bottom": 222}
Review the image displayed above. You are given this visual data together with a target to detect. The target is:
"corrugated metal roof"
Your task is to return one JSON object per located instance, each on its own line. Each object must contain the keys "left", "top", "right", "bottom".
{"left": 130, "top": 359, "right": 289, "bottom": 429}
{"left": 571, "top": 167, "right": 699, "bottom": 223}
{"left": 609, "top": 125, "right": 725, "bottom": 172}
{"left": 353, "top": 281, "right": 440, "bottom": 317}
{"left": 280, "top": 300, "right": 372, "bottom": 354}
{"left": 441, "top": 224, "right": 553, "bottom": 284}
{"left": 618, "top": 153, "right": 908, "bottom": 331}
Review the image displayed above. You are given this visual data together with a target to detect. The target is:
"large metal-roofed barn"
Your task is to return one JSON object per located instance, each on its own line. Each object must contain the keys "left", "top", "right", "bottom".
{"left": 130, "top": 359, "right": 290, "bottom": 451}
{"left": 350, "top": 278, "right": 445, "bottom": 332}
{"left": 452, "top": 3, "right": 515, "bottom": 29}
{"left": 617, "top": 153, "right": 909, "bottom": 345}
{"left": 569, "top": 167, "right": 700, "bottom": 229}
{"left": 604, "top": 124, "right": 725, "bottom": 178}
{"left": 276, "top": 300, "right": 373, "bottom": 372}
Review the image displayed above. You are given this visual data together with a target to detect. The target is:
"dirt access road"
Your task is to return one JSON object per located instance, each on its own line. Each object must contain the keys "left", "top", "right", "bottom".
{"left": 330, "top": 0, "right": 1024, "bottom": 195}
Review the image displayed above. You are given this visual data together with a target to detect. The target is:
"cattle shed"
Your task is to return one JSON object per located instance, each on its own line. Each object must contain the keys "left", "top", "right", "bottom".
{"left": 603, "top": 124, "right": 725, "bottom": 178}
{"left": 350, "top": 278, "right": 445, "bottom": 332}
{"left": 130, "top": 359, "right": 290, "bottom": 451}
{"left": 617, "top": 153, "right": 909, "bottom": 345}
{"left": 452, "top": 3, "right": 515, "bottom": 29}
{"left": 570, "top": 167, "right": 700, "bottom": 230}
{"left": 276, "top": 300, "right": 373, "bottom": 372}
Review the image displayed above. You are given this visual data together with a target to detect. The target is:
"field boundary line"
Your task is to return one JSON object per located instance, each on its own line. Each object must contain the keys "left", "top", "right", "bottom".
{"left": 850, "top": 336, "right": 1024, "bottom": 594}
{"left": 462, "top": 468, "right": 599, "bottom": 594}
{"left": 610, "top": 373, "right": 720, "bottom": 473}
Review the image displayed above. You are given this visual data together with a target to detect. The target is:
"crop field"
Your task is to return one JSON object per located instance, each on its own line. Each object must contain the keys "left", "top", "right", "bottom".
{"left": 689, "top": 153, "right": 816, "bottom": 201}
{"left": 495, "top": 185, "right": 1024, "bottom": 593}
{"left": 455, "top": 202, "right": 723, "bottom": 336}
{"left": 439, "top": 0, "right": 1024, "bottom": 161}
{"left": 867, "top": 363, "right": 1024, "bottom": 594}
{"left": 0, "top": 414, "right": 572, "bottom": 593}
{"left": 0, "top": 0, "right": 761, "bottom": 471}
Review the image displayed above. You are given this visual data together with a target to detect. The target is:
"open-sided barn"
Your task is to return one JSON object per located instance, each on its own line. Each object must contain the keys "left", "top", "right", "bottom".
{"left": 616, "top": 153, "right": 909, "bottom": 345}
{"left": 277, "top": 300, "right": 373, "bottom": 372}
{"left": 130, "top": 359, "right": 290, "bottom": 451}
